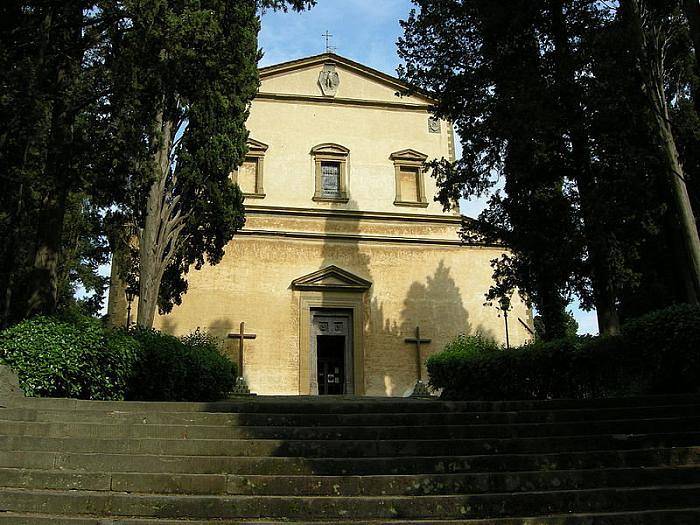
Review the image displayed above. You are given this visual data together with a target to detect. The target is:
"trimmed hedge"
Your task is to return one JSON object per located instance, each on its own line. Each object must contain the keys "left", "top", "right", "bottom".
{"left": 441, "top": 333, "right": 502, "bottom": 359}
{"left": 0, "top": 315, "right": 139, "bottom": 400}
{"left": 128, "top": 328, "right": 236, "bottom": 402}
{"left": 428, "top": 304, "right": 700, "bottom": 400}
{"left": 0, "top": 316, "right": 236, "bottom": 402}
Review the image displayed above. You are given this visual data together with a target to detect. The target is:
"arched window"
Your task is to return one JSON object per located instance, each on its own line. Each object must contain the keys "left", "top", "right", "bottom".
{"left": 311, "top": 143, "right": 350, "bottom": 203}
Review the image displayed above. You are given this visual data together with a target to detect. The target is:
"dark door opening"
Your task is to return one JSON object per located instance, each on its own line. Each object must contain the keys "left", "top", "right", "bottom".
{"left": 317, "top": 335, "right": 345, "bottom": 395}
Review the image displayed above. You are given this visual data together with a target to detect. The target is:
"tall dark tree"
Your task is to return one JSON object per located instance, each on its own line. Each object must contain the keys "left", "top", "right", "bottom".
{"left": 619, "top": 0, "right": 700, "bottom": 301}
{"left": 107, "top": 0, "right": 315, "bottom": 328}
{"left": 545, "top": 0, "right": 625, "bottom": 335}
{"left": 399, "top": 0, "right": 700, "bottom": 336}
{"left": 0, "top": 1, "right": 111, "bottom": 322}
{"left": 399, "top": 0, "right": 581, "bottom": 339}
{"left": 1, "top": 0, "right": 315, "bottom": 327}
{"left": 583, "top": 7, "right": 676, "bottom": 319}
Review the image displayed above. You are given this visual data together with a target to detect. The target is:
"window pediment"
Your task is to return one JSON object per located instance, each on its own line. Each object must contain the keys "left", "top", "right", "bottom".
{"left": 390, "top": 149, "right": 428, "bottom": 163}
{"left": 292, "top": 265, "right": 372, "bottom": 292}
{"left": 311, "top": 143, "right": 350, "bottom": 157}
{"left": 247, "top": 138, "right": 269, "bottom": 156}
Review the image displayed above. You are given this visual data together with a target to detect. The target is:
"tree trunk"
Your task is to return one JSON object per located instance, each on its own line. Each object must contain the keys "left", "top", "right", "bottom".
{"left": 549, "top": 0, "right": 621, "bottom": 335}
{"left": 136, "top": 109, "right": 172, "bottom": 328}
{"left": 136, "top": 175, "right": 167, "bottom": 328}
{"left": 24, "top": 188, "right": 69, "bottom": 317}
{"left": 106, "top": 251, "right": 129, "bottom": 328}
{"left": 24, "top": 95, "right": 72, "bottom": 318}
{"left": 136, "top": 107, "right": 186, "bottom": 328}
{"left": 24, "top": 2, "right": 83, "bottom": 317}
{"left": 659, "top": 115, "right": 700, "bottom": 299}
{"left": 621, "top": 0, "right": 700, "bottom": 303}
{"left": 0, "top": 180, "right": 25, "bottom": 327}
{"left": 537, "top": 278, "right": 569, "bottom": 341}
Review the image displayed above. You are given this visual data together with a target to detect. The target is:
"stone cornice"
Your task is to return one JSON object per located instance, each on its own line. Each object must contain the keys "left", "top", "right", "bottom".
{"left": 255, "top": 92, "right": 431, "bottom": 112}
{"left": 244, "top": 205, "right": 463, "bottom": 225}
{"left": 236, "top": 229, "right": 499, "bottom": 248}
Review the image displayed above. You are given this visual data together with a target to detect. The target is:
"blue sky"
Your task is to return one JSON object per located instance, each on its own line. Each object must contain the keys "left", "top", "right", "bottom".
{"left": 259, "top": 1, "right": 600, "bottom": 335}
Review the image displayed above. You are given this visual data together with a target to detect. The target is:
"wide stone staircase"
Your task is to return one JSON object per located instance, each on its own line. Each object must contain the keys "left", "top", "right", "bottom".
{"left": 0, "top": 394, "right": 699, "bottom": 524}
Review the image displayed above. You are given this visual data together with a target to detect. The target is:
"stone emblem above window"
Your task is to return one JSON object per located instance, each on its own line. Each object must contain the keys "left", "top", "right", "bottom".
{"left": 428, "top": 117, "right": 441, "bottom": 133}
{"left": 319, "top": 63, "right": 340, "bottom": 97}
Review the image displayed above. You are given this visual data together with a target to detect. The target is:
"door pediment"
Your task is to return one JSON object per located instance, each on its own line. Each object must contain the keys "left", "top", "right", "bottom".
{"left": 292, "top": 265, "right": 372, "bottom": 292}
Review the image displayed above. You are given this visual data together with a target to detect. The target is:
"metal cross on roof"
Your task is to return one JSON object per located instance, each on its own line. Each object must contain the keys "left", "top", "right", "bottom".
{"left": 322, "top": 30, "right": 336, "bottom": 53}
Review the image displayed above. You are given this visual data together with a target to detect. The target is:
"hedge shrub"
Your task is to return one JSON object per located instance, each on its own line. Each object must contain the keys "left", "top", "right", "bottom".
{"left": 442, "top": 333, "right": 502, "bottom": 359}
{"left": 0, "top": 315, "right": 236, "bottom": 402}
{"left": 428, "top": 304, "right": 700, "bottom": 400}
{"left": 0, "top": 315, "right": 139, "bottom": 400}
{"left": 621, "top": 304, "right": 700, "bottom": 394}
{"left": 128, "top": 328, "right": 236, "bottom": 402}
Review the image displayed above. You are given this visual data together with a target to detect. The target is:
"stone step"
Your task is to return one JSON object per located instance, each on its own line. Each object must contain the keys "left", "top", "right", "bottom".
{"left": 1, "top": 447, "right": 697, "bottom": 476}
{"left": 3, "top": 403, "right": 699, "bottom": 427}
{"left": 1, "top": 485, "right": 699, "bottom": 519}
{"left": 12, "top": 393, "right": 700, "bottom": 414}
{"left": 2, "top": 395, "right": 699, "bottom": 523}
{"left": 1, "top": 466, "right": 698, "bottom": 496}
{"left": 164, "top": 466, "right": 700, "bottom": 496}
{"left": 1, "top": 415, "right": 697, "bottom": 441}
{"left": 1, "top": 509, "right": 700, "bottom": 524}
{"left": 0, "top": 432, "right": 698, "bottom": 458}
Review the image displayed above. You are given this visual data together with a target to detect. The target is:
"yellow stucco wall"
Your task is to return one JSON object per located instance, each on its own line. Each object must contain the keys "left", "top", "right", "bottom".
{"left": 150, "top": 54, "right": 532, "bottom": 396}
{"left": 245, "top": 100, "right": 453, "bottom": 214}
{"left": 155, "top": 234, "right": 532, "bottom": 396}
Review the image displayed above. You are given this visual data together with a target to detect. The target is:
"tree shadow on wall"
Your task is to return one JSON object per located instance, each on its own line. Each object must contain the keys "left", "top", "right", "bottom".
{"left": 399, "top": 260, "right": 471, "bottom": 341}
{"left": 391, "top": 260, "right": 479, "bottom": 397}
{"left": 315, "top": 192, "right": 476, "bottom": 396}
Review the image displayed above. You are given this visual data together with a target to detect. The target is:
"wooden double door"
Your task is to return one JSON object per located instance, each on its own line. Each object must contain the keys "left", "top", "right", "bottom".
{"left": 311, "top": 311, "right": 353, "bottom": 395}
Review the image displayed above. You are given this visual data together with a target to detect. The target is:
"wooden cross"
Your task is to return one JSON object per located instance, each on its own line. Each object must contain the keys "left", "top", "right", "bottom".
{"left": 228, "top": 322, "right": 256, "bottom": 377}
{"left": 405, "top": 326, "right": 432, "bottom": 382}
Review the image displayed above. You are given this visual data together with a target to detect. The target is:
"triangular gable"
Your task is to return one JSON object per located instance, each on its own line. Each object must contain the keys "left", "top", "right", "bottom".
{"left": 390, "top": 149, "right": 429, "bottom": 163}
{"left": 247, "top": 138, "right": 269, "bottom": 153}
{"left": 259, "top": 53, "right": 436, "bottom": 105}
{"left": 291, "top": 265, "right": 372, "bottom": 292}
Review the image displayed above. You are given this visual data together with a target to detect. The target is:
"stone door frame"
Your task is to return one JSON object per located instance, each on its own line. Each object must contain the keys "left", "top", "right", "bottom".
{"left": 311, "top": 310, "right": 354, "bottom": 395}
{"left": 298, "top": 291, "right": 365, "bottom": 395}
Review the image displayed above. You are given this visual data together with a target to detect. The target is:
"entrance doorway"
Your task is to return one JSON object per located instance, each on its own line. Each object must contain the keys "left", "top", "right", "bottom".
{"left": 317, "top": 336, "right": 345, "bottom": 395}
{"left": 311, "top": 311, "right": 353, "bottom": 395}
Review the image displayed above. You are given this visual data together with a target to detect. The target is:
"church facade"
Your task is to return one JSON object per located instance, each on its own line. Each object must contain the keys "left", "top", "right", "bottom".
{"left": 148, "top": 53, "right": 532, "bottom": 396}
